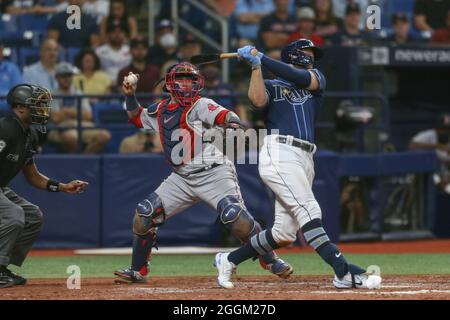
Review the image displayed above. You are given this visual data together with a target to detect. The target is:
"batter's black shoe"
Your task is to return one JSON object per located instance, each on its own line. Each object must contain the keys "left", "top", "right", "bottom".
{"left": 0, "top": 267, "right": 27, "bottom": 285}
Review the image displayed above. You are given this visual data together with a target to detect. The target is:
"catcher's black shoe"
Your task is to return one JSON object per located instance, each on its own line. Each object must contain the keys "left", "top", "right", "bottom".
{"left": 114, "top": 268, "right": 147, "bottom": 284}
{"left": 0, "top": 266, "right": 27, "bottom": 285}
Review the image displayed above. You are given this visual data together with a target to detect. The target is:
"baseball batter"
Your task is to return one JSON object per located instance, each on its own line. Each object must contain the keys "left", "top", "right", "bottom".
{"left": 214, "top": 40, "right": 382, "bottom": 289}
{"left": 114, "top": 62, "right": 292, "bottom": 283}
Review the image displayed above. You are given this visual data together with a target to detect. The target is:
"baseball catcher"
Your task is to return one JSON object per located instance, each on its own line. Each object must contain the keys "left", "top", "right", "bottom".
{"left": 114, "top": 62, "right": 292, "bottom": 284}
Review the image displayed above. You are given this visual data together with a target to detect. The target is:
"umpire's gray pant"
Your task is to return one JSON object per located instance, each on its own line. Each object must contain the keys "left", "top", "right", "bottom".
{"left": 0, "top": 187, "right": 43, "bottom": 267}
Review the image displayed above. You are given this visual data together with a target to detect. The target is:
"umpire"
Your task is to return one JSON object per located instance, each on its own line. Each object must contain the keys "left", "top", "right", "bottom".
{"left": 0, "top": 84, "right": 88, "bottom": 288}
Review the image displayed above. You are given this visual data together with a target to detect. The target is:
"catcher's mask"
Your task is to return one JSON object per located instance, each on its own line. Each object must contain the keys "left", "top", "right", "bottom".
{"left": 281, "top": 39, "right": 323, "bottom": 67}
{"left": 7, "top": 84, "right": 52, "bottom": 132}
{"left": 165, "top": 62, "right": 204, "bottom": 107}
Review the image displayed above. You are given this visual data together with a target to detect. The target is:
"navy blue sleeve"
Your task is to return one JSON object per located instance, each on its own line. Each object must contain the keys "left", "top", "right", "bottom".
{"left": 47, "top": 12, "right": 63, "bottom": 30}
{"left": 261, "top": 55, "right": 312, "bottom": 88}
{"left": 309, "top": 69, "right": 326, "bottom": 94}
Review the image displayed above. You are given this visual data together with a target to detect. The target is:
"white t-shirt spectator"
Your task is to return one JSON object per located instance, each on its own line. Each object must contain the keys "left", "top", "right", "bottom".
{"left": 95, "top": 44, "right": 131, "bottom": 86}
{"left": 411, "top": 129, "right": 450, "bottom": 162}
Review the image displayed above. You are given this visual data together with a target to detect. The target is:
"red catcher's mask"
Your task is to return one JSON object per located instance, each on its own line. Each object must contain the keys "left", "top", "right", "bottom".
{"left": 165, "top": 62, "right": 204, "bottom": 107}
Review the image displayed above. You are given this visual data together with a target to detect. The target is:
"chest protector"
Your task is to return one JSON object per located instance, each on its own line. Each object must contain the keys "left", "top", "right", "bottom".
{"left": 157, "top": 98, "right": 200, "bottom": 166}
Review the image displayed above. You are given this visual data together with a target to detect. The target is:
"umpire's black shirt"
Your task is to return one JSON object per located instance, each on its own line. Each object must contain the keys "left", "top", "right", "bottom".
{"left": 0, "top": 113, "right": 39, "bottom": 187}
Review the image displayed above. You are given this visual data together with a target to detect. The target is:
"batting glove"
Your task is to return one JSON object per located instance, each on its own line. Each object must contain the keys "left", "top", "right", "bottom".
{"left": 237, "top": 45, "right": 263, "bottom": 69}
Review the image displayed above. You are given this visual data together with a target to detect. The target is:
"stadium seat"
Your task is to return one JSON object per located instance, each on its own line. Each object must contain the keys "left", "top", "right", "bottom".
{"left": 1, "top": 47, "right": 19, "bottom": 65}
{"left": 18, "top": 14, "right": 49, "bottom": 32}
{"left": 92, "top": 102, "right": 128, "bottom": 124}
{"left": 91, "top": 102, "right": 136, "bottom": 153}
{"left": 388, "top": 0, "right": 415, "bottom": 14}
{"left": 0, "top": 14, "right": 19, "bottom": 32}
{"left": 0, "top": 31, "right": 34, "bottom": 47}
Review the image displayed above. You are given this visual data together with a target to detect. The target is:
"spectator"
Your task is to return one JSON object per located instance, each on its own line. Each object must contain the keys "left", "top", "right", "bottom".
{"left": 22, "top": 38, "right": 59, "bottom": 91}
{"left": 287, "top": 7, "right": 325, "bottom": 46}
{"left": 147, "top": 20, "right": 179, "bottom": 68}
{"left": 119, "top": 130, "right": 163, "bottom": 154}
{"left": 73, "top": 49, "right": 112, "bottom": 96}
{"left": 432, "top": 9, "right": 450, "bottom": 45}
{"left": 95, "top": 23, "right": 131, "bottom": 87}
{"left": 117, "top": 37, "right": 160, "bottom": 95}
{"left": 204, "top": 0, "right": 237, "bottom": 17}
{"left": 332, "top": 0, "right": 368, "bottom": 20}
{"left": 257, "top": 0, "right": 298, "bottom": 50}
{"left": 48, "top": 62, "right": 111, "bottom": 153}
{"left": 2, "top": 0, "right": 67, "bottom": 15}
{"left": 99, "top": 0, "right": 138, "bottom": 44}
{"left": 200, "top": 64, "right": 248, "bottom": 124}
{"left": 0, "top": 42, "right": 22, "bottom": 97}
{"left": 414, "top": 0, "right": 450, "bottom": 35}
{"left": 47, "top": 0, "right": 100, "bottom": 48}
{"left": 331, "top": 3, "right": 367, "bottom": 47}
{"left": 83, "top": 0, "right": 110, "bottom": 24}
{"left": 409, "top": 114, "right": 450, "bottom": 194}
{"left": 386, "top": 12, "right": 418, "bottom": 46}
{"left": 178, "top": 36, "right": 203, "bottom": 62}
{"left": 313, "top": 0, "right": 341, "bottom": 39}
{"left": 234, "top": 0, "right": 275, "bottom": 44}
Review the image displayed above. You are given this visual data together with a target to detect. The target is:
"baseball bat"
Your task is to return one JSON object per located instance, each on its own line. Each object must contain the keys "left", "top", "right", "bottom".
{"left": 190, "top": 48, "right": 258, "bottom": 65}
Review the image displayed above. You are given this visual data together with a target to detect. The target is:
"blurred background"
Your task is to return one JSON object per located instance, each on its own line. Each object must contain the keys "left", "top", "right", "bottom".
{"left": 1, "top": 0, "right": 450, "bottom": 249}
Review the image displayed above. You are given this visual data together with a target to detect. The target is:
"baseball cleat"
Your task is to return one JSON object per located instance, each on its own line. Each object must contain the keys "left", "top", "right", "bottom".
{"left": 214, "top": 252, "right": 236, "bottom": 289}
{"left": 264, "top": 258, "right": 294, "bottom": 279}
{"left": 0, "top": 268, "right": 26, "bottom": 285}
{"left": 333, "top": 272, "right": 382, "bottom": 289}
{"left": 113, "top": 268, "right": 147, "bottom": 284}
{"left": 0, "top": 275, "right": 14, "bottom": 289}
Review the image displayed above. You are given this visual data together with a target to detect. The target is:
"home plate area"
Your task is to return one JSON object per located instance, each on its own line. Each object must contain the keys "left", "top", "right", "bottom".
{"left": 2, "top": 275, "right": 450, "bottom": 300}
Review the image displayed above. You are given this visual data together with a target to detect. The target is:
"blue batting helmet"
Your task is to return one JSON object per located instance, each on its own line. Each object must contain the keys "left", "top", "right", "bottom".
{"left": 281, "top": 39, "right": 323, "bottom": 67}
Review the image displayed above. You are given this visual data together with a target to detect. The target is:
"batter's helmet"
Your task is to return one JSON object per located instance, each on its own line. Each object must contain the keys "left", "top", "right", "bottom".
{"left": 7, "top": 84, "right": 52, "bottom": 126}
{"left": 165, "top": 62, "right": 204, "bottom": 107}
{"left": 281, "top": 39, "right": 323, "bottom": 67}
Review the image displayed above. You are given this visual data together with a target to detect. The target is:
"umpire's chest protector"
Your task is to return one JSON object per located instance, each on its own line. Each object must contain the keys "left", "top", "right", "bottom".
{"left": 157, "top": 99, "right": 198, "bottom": 166}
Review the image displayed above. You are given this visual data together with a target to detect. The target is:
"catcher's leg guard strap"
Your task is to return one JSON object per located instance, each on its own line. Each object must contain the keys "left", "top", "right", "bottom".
{"left": 133, "top": 193, "right": 166, "bottom": 235}
{"left": 131, "top": 229, "right": 157, "bottom": 273}
{"left": 301, "top": 218, "right": 349, "bottom": 278}
{"left": 218, "top": 195, "right": 255, "bottom": 243}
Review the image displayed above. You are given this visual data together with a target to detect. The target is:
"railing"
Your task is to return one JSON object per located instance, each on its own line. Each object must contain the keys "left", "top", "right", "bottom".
{"left": 0, "top": 91, "right": 390, "bottom": 153}
{"left": 169, "top": 0, "right": 230, "bottom": 82}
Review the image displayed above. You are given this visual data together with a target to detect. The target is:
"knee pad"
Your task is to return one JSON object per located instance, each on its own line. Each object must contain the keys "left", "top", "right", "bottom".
{"left": 217, "top": 195, "right": 256, "bottom": 243}
{"left": 133, "top": 193, "right": 166, "bottom": 235}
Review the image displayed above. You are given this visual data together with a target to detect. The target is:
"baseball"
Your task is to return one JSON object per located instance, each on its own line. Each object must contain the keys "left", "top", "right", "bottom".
{"left": 365, "top": 275, "right": 382, "bottom": 289}
{"left": 124, "top": 73, "right": 138, "bottom": 86}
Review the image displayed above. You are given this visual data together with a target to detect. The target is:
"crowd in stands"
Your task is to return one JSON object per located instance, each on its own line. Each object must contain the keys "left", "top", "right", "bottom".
{"left": 0, "top": 0, "right": 449, "bottom": 154}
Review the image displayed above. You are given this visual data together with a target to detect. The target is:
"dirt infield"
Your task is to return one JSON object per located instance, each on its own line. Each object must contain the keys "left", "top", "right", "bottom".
{"left": 1, "top": 275, "right": 450, "bottom": 300}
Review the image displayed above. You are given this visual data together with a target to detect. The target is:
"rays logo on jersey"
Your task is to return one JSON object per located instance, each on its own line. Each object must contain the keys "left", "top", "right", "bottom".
{"left": 272, "top": 84, "right": 313, "bottom": 105}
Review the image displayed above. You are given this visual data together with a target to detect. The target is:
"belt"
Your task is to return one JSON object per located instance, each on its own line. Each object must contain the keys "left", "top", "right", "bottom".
{"left": 187, "top": 163, "right": 222, "bottom": 175}
{"left": 275, "top": 136, "right": 315, "bottom": 153}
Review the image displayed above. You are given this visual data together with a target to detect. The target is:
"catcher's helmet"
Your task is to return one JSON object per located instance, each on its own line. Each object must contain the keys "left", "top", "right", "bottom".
{"left": 165, "top": 62, "right": 204, "bottom": 107}
{"left": 281, "top": 39, "right": 323, "bottom": 67}
{"left": 7, "top": 84, "right": 52, "bottom": 126}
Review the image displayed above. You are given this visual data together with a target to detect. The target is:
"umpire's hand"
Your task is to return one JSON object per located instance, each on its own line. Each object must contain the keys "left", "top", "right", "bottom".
{"left": 59, "top": 180, "right": 89, "bottom": 194}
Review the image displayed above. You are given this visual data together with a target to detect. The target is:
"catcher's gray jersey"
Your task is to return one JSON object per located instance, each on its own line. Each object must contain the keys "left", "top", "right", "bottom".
{"left": 137, "top": 97, "right": 231, "bottom": 176}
